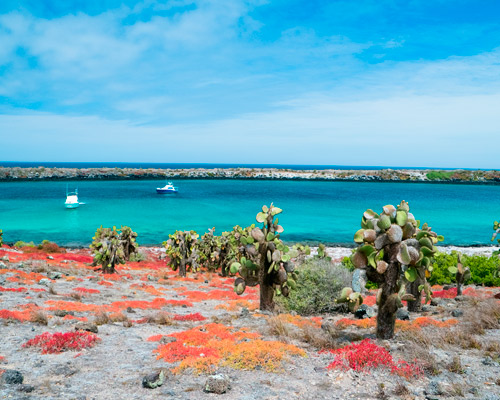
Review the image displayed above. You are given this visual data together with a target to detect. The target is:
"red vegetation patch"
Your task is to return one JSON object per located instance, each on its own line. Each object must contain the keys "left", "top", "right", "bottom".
{"left": 97, "top": 280, "right": 113, "bottom": 287}
{"left": 0, "top": 286, "right": 27, "bottom": 292}
{"left": 323, "top": 339, "right": 423, "bottom": 379}
{"left": 215, "top": 299, "right": 258, "bottom": 312}
{"left": 23, "top": 331, "right": 100, "bottom": 354}
{"left": 0, "top": 309, "right": 30, "bottom": 321}
{"left": 173, "top": 312, "right": 206, "bottom": 322}
{"left": 74, "top": 287, "right": 101, "bottom": 294}
{"left": 130, "top": 283, "right": 164, "bottom": 296}
{"left": 147, "top": 334, "right": 166, "bottom": 342}
{"left": 155, "top": 323, "right": 303, "bottom": 374}
{"left": 164, "top": 299, "right": 193, "bottom": 307}
{"left": 179, "top": 289, "right": 258, "bottom": 302}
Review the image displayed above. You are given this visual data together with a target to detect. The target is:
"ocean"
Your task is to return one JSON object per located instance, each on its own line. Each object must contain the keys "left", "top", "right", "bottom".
{"left": 0, "top": 179, "right": 498, "bottom": 247}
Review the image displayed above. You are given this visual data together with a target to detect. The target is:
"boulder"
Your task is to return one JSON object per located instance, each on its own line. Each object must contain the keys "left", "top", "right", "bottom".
{"left": 204, "top": 374, "right": 230, "bottom": 394}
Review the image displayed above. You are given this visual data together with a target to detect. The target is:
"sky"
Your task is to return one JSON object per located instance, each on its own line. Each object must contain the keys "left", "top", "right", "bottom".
{"left": 0, "top": 0, "right": 499, "bottom": 168}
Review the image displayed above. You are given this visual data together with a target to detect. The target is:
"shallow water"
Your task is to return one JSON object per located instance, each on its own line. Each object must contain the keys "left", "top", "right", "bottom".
{"left": 0, "top": 179, "right": 498, "bottom": 246}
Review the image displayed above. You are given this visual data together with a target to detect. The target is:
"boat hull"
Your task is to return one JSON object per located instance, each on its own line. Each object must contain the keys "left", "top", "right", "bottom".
{"left": 156, "top": 189, "right": 178, "bottom": 194}
{"left": 65, "top": 203, "right": 79, "bottom": 209}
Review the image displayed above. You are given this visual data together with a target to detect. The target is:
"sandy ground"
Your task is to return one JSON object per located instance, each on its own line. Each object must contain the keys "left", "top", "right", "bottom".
{"left": 0, "top": 246, "right": 499, "bottom": 400}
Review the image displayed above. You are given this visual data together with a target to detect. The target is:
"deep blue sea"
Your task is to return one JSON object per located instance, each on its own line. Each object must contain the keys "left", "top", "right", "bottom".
{"left": 0, "top": 179, "right": 497, "bottom": 247}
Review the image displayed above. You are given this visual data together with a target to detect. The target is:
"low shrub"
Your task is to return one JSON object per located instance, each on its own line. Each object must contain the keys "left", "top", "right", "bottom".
{"left": 276, "top": 259, "right": 352, "bottom": 315}
{"left": 429, "top": 252, "right": 500, "bottom": 287}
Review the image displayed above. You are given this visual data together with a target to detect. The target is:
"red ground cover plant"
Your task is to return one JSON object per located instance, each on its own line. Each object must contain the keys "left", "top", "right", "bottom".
{"left": 0, "top": 309, "right": 35, "bottom": 322}
{"left": 23, "top": 331, "right": 101, "bottom": 354}
{"left": 179, "top": 289, "right": 258, "bottom": 302}
{"left": 154, "top": 323, "right": 304, "bottom": 374}
{"left": 173, "top": 312, "right": 206, "bottom": 321}
{"left": 323, "top": 339, "right": 423, "bottom": 379}
{"left": 0, "top": 286, "right": 28, "bottom": 292}
{"left": 74, "top": 287, "right": 101, "bottom": 295}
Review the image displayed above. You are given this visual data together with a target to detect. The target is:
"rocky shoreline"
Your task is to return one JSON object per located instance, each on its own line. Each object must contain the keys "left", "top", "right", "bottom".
{"left": 1, "top": 166, "right": 500, "bottom": 183}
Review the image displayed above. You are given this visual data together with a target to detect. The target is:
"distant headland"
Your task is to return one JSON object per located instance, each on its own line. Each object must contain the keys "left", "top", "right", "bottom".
{"left": 0, "top": 166, "right": 499, "bottom": 183}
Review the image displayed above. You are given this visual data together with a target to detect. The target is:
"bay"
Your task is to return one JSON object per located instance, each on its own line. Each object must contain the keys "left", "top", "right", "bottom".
{"left": 0, "top": 179, "right": 497, "bottom": 247}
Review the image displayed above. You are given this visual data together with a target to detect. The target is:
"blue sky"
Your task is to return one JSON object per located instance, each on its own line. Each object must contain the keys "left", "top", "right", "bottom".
{"left": 0, "top": 0, "right": 499, "bottom": 167}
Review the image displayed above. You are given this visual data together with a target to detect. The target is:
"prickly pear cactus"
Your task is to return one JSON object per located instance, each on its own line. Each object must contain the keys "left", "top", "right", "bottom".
{"left": 492, "top": 221, "right": 500, "bottom": 257}
{"left": 351, "top": 200, "right": 443, "bottom": 339}
{"left": 164, "top": 230, "right": 199, "bottom": 277}
{"left": 0, "top": 229, "right": 3, "bottom": 247}
{"left": 336, "top": 287, "right": 364, "bottom": 312}
{"left": 90, "top": 226, "right": 126, "bottom": 274}
{"left": 229, "top": 204, "right": 305, "bottom": 311}
{"left": 198, "top": 228, "right": 220, "bottom": 271}
{"left": 448, "top": 253, "right": 470, "bottom": 296}
{"left": 119, "top": 226, "right": 139, "bottom": 261}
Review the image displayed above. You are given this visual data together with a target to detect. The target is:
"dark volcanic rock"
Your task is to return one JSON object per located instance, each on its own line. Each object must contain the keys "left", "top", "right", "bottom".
{"left": 74, "top": 322, "right": 98, "bottom": 333}
{"left": 1, "top": 369, "right": 24, "bottom": 384}
{"left": 142, "top": 370, "right": 166, "bottom": 389}
{"left": 396, "top": 308, "right": 410, "bottom": 321}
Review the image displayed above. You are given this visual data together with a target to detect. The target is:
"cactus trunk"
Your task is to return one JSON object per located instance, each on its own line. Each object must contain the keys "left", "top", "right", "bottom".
{"left": 406, "top": 279, "right": 422, "bottom": 312}
{"left": 375, "top": 245, "right": 399, "bottom": 339}
{"left": 179, "top": 259, "right": 187, "bottom": 277}
{"left": 258, "top": 243, "right": 275, "bottom": 311}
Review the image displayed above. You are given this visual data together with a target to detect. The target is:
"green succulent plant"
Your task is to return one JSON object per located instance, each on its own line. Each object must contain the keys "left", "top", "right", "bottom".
{"left": 164, "top": 230, "right": 199, "bottom": 277}
{"left": 229, "top": 204, "right": 308, "bottom": 311}
{"left": 90, "top": 226, "right": 126, "bottom": 274}
{"left": 350, "top": 200, "right": 443, "bottom": 339}
{"left": 335, "top": 287, "right": 364, "bottom": 313}
{"left": 447, "top": 253, "right": 470, "bottom": 296}
{"left": 0, "top": 229, "right": 3, "bottom": 247}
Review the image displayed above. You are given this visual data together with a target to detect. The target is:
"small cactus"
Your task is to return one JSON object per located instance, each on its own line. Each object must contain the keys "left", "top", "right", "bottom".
{"left": 351, "top": 200, "right": 443, "bottom": 339}
{"left": 164, "top": 230, "right": 199, "bottom": 277}
{"left": 0, "top": 229, "right": 3, "bottom": 247}
{"left": 335, "top": 287, "right": 364, "bottom": 312}
{"left": 448, "top": 253, "right": 470, "bottom": 296}
{"left": 119, "top": 226, "right": 139, "bottom": 261}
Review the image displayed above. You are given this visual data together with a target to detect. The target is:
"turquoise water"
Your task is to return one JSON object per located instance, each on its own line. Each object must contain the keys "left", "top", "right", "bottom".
{"left": 0, "top": 179, "right": 498, "bottom": 247}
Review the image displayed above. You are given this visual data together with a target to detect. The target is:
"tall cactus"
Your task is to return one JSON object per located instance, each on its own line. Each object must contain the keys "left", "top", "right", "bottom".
{"left": 351, "top": 200, "right": 443, "bottom": 339}
{"left": 229, "top": 204, "right": 305, "bottom": 311}
{"left": 90, "top": 226, "right": 126, "bottom": 273}
{"left": 119, "top": 226, "right": 139, "bottom": 261}
{"left": 164, "top": 230, "right": 199, "bottom": 277}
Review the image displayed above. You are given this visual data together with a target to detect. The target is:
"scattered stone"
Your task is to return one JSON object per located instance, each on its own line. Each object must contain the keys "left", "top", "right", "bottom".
{"left": 451, "top": 309, "right": 463, "bottom": 317}
{"left": 421, "top": 305, "right": 431, "bottom": 312}
{"left": 352, "top": 269, "right": 367, "bottom": 294}
{"left": 159, "top": 336, "right": 177, "bottom": 344}
{"left": 47, "top": 271, "right": 62, "bottom": 280}
{"left": 482, "top": 356, "right": 495, "bottom": 366}
{"left": 126, "top": 307, "right": 136, "bottom": 313}
{"left": 1, "top": 255, "right": 9, "bottom": 262}
{"left": 52, "top": 364, "right": 78, "bottom": 376}
{"left": 1, "top": 369, "right": 24, "bottom": 384}
{"left": 240, "top": 307, "right": 250, "bottom": 318}
{"left": 147, "top": 275, "right": 156, "bottom": 281}
{"left": 430, "top": 298, "right": 445, "bottom": 307}
{"left": 454, "top": 295, "right": 468, "bottom": 302}
{"left": 17, "top": 384, "right": 35, "bottom": 393}
{"left": 425, "top": 379, "right": 444, "bottom": 396}
{"left": 354, "top": 304, "right": 376, "bottom": 319}
{"left": 204, "top": 374, "right": 230, "bottom": 394}
{"left": 142, "top": 370, "right": 166, "bottom": 389}
{"left": 38, "top": 278, "right": 51, "bottom": 286}
{"left": 47, "top": 255, "right": 54, "bottom": 260}
{"left": 443, "top": 284, "right": 453, "bottom": 290}
{"left": 0, "top": 276, "right": 5, "bottom": 284}
{"left": 396, "top": 308, "right": 410, "bottom": 321}
{"left": 54, "top": 310, "right": 74, "bottom": 317}
{"left": 0, "top": 262, "right": 6, "bottom": 269}
{"left": 494, "top": 292, "right": 500, "bottom": 300}
{"left": 74, "top": 322, "right": 98, "bottom": 333}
